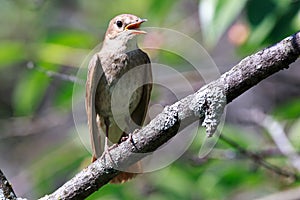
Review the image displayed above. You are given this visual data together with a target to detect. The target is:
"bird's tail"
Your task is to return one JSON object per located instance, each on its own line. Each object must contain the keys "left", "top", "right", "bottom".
{"left": 110, "top": 161, "right": 142, "bottom": 184}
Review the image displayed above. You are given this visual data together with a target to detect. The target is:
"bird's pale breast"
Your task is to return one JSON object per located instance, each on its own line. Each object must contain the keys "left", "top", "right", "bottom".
{"left": 95, "top": 49, "right": 149, "bottom": 121}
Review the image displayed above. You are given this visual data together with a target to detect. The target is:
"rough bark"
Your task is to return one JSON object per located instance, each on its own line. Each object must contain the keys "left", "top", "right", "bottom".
{"left": 0, "top": 170, "right": 18, "bottom": 200}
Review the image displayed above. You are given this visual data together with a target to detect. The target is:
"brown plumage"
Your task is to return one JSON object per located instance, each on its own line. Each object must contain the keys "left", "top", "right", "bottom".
{"left": 85, "top": 14, "right": 152, "bottom": 183}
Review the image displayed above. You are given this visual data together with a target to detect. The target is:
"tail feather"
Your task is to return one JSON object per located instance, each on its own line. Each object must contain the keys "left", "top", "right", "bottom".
{"left": 110, "top": 161, "right": 142, "bottom": 184}
{"left": 110, "top": 172, "right": 137, "bottom": 184}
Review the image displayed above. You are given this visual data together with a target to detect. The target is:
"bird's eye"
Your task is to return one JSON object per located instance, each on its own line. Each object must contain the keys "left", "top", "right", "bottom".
{"left": 116, "top": 20, "right": 123, "bottom": 28}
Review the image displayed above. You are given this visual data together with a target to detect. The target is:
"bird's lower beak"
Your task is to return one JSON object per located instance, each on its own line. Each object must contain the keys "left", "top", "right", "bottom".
{"left": 125, "top": 19, "right": 147, "bottom": 34}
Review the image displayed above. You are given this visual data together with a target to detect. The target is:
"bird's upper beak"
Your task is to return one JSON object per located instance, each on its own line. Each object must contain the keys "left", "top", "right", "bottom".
{"left": 125, "top": 19, "right": 147, "bottom": 34}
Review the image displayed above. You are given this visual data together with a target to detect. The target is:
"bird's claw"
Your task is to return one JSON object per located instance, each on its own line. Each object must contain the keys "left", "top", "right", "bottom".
{"left": 100, "top": 138, "right": 118, "bottom": 165}
{"left": 100, "top": 146, "right": 114, "bottom": 165}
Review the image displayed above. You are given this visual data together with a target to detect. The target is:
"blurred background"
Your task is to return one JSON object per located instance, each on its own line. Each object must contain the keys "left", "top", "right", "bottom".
{"left": 1, "top": 0, "right": 300, "bottom": 199}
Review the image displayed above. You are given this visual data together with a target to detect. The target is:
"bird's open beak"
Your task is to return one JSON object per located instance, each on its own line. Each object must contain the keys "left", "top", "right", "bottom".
{"left": 125, "top": 19, "right": 147, "bottom": 34}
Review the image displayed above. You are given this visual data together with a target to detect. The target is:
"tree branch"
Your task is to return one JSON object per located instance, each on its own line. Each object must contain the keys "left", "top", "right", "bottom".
{"left": 0, "top": 170, "right": 18, "bottom": 200}
{"left": 31, "top": 31, "right": 300, "bottom": 199}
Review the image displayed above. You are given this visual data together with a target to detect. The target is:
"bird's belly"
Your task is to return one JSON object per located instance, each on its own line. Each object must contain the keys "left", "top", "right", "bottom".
{"left": 96, "top": 73, "right": 144, "bottom": 119}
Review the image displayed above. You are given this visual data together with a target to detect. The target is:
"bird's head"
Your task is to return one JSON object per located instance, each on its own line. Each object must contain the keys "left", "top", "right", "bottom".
{"left": 105, "top": 14, "right": 147, "bottom": 40}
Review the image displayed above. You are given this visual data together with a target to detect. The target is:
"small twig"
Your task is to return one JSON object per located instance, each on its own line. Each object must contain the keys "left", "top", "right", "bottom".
{"left": 187, "top": 147, "right": 299, "bottom": 166}
{"left": 219, "top": 134, "right": 298, "bottom": 180}
{"left": 27, "top": 62, "right": 85, "bottom": 85}
{"left": 249, "top": 109, "right": 300, "bottom": 172}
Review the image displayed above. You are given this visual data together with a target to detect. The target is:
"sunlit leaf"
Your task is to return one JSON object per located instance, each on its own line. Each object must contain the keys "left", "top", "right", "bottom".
{"left": 0, "top": 41, "right": 26, "bottom": 67}
{"left": 44, "top": 30, "right": 96, "bottom": 48}
{"left": 241, "top": 0, "right": 298, "bottom": 54}
{"left": 199, "top": 0, "right": 247, "bottom": 48}
{"left": 36, "top": 43, "right": 88, "bottom": 67}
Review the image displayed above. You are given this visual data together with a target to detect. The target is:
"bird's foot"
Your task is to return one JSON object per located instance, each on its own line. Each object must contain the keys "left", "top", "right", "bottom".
{"left": 120, "top": 133, "right": 134, "bottom": 144}
{"left": 120, "top": 135, "right": 128, "bottom": 142}
{"left": 100, "top": 138, "right": 119, "bottom": 165}
{"left": 100, "top": 147, "right": 114, "bottom": 165}
{"left": 108, "top": 143, "right": 119, "bottom": 151}
{"left": 128, "top": 130, "right": 140, "bottom": 150}
{"left": 128, "top": 132, "right": 134, "bottom": 143}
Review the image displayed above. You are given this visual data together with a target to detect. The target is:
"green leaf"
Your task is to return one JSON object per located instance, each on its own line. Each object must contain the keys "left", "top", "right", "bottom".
{"left": 36, "top": 43, "right": 88, "bottom": 67}
{"left": 199, "top": 0, "right": 247, "bottom": 48}
{"left": 54, "top": 81, "right": 73, "bottom": 110}
{"left": 0, "top": 41, "right": 26, "bottom": 67}
{"left": 289, "top": 118, "right": 300, "bottom": 149}
{"left": 44, "top": 30, "right": 96, "bottom": 48}
{"left": 241, "top": 0, "right": 297, "bottom": 53}
{"left": 273, "top": 99, "right": 300, "bottom": 120}
{"left": 13, "top": 69, "right": 50, "bottom": 116}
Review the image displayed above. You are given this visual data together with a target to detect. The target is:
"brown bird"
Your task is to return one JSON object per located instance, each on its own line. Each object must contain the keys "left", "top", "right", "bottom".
{"left": 85, "top": 14, "right": 152, "bottom": 183}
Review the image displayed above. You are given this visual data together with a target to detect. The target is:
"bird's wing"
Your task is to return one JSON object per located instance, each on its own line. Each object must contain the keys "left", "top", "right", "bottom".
{"left": 86, "top": 54, "right": 103, "bottom": 158}
{"left": 130, "top": 50, "right": 152, "bottom": 128}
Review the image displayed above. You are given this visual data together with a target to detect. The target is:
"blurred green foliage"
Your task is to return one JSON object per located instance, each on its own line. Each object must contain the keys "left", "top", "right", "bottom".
{"left": 1, "top": 0, "right": 300, "bottom": 199}
{"left": 273, "top": 99, "right": 300, "bottom": 120}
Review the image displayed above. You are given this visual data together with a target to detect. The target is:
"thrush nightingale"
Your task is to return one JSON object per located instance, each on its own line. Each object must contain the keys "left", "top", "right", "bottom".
{"left": 85, "top": 14, "right": 152, "bottom": 183}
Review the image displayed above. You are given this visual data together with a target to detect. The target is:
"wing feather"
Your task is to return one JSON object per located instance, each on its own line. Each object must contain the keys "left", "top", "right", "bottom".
{"left": 86, "top": 54, "right": 103, "bottom": 158}
{"left": 130, "top": 50, "right": 152, "bottom": 128}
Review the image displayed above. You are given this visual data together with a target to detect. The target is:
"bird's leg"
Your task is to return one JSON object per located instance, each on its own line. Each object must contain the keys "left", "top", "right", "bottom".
{"left": 100, "top": 119, "right": 114, "bottom": 164}
{"left": 119, "top": 116, "right": 133, "bottom": 142}
{"left": 121, "top": 116, "right": 138, "bottom": 145}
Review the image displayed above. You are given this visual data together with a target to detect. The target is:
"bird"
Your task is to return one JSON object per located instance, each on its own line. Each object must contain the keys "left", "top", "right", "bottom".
{"left": 85, "top": 14, "right": 152, "bottom": 184}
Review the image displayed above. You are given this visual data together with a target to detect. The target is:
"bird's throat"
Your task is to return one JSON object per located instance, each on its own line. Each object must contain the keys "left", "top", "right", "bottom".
{"left": 102, "top": 35, "right": 138, "bottom": 54}
{"left": 99, "top": 36, "right": 139, "bottom": 85}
